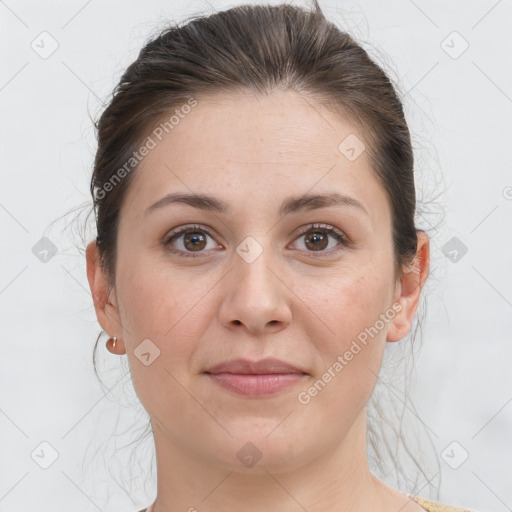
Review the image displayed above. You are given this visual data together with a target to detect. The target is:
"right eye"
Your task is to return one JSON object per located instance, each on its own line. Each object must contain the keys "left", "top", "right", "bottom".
{"left": 163, "top": 224, "right": 223, "bottom": 258}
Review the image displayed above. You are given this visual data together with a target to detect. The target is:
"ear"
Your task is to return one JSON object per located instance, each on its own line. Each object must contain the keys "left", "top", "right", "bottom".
{"left": 386, "top": 231, "right": 430, "bottom": 342}
{"left": 86, "top": 240, "right": 125, "bottom": 354}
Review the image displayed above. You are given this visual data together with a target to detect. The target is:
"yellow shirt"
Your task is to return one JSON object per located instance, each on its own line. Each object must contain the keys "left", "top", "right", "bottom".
{"left": 139, "top": 496, "right": 476, "bottom": 512}
{"left": 412, "top": 496, "right": 476, "bottom": 512}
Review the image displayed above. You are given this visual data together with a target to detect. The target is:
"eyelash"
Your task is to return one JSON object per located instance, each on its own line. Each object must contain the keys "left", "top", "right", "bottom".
{"left": 162, "top": 223, "right": 349, "bottom": 258}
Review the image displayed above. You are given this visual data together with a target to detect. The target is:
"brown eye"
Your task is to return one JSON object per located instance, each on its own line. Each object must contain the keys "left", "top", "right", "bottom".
{"left": 182, "top": 232, "right": 207, "bottom": 251}
{"left": 304, "top": 231, "right": 329, "bottom": 251}
{"left": 291, "top": 224, "right": 347, "bottom": 255}
{"left": 163, "top": 224, "right": 221, "bottom": 258}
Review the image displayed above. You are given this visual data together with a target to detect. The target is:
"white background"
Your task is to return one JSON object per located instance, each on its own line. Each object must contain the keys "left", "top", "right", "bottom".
{"left": 1, "top": 0, "right": 511, "bottom": 511}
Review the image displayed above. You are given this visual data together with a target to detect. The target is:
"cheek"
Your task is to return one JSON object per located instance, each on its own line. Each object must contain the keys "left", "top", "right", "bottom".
{"left": 300, "top": 270, "right": 391, "bottom": 402}
{"left": 116, "top": 253, "right": 211, "bottom": 336}
{"left": 302, "top": 268, "right": 390, "bottom": 344}
{"left": 116, "top": 262, "right": 215, "bottom": 418}
{"left": 115, "top": 257, "right": 217, "bottom": 388}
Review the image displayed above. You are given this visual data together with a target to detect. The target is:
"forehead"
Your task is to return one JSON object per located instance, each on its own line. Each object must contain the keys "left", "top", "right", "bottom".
{"left": 144, "top": 89, "right": 360, "bottom": 166}
{"left": 121, "top": 89, "right": 389, "bottom": 226}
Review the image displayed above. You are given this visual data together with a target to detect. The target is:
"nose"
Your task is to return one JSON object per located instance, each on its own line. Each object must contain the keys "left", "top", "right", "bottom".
{"left": 218, "top": 247, "right": 292, "bottom": 336}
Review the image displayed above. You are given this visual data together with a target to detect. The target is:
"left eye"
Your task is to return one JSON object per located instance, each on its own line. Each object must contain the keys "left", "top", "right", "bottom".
{"left": 290, "top": 224, "right": 347, "bottom": 254}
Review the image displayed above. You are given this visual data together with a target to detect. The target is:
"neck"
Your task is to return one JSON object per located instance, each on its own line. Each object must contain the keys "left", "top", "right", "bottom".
{"left": 149, "top": 408, "right": 401, "bottom": 512}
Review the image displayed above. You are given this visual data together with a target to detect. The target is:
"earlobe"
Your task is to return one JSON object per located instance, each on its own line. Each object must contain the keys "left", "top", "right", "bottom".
{"left": 386, "top": 231, "right": 430, "bottom": 343}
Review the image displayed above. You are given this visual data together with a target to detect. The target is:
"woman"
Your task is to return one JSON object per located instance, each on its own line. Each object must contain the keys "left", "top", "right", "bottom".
{"left": 86, "top": 1, "right": 477, "bottom": 511}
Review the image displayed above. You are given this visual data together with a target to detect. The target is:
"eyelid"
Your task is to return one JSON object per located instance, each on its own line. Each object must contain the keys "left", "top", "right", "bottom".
{"left": 293, "top": 222, "right": 346, "bottom": 240}
{"left": 163, "top": 223, "right": 216, "bottom": 243}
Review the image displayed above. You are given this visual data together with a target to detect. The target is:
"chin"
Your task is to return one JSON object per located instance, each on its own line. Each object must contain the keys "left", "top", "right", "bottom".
{"left": 196, "top": 427, "right": 318, "bottom": 475}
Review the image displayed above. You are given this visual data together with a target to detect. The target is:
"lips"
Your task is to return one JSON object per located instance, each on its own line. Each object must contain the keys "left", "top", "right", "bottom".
{"left": 205, "top": 358, "right": 307, "bottom": 375}
{"left": 205, "top": 358, "right": 307, "bottom": 397}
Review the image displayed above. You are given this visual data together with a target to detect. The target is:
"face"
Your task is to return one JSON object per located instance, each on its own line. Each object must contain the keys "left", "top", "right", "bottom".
{"left": 88, "top": 89, "right": 424, "bottom": 474}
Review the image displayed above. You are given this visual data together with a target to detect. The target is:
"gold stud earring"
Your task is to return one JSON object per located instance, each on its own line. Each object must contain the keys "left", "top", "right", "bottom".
{"left": 107, "top": 336, "right": 117, "bottom": 350}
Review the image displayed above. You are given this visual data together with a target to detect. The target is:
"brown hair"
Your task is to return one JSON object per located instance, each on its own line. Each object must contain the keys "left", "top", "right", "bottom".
{"left": 88, "top": 0, "right": 438, "bottom": 495}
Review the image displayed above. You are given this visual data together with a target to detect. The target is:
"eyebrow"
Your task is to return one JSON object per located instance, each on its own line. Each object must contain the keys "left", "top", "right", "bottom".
{"left": 144, "top": 191, "right": 368, "bottom": 218}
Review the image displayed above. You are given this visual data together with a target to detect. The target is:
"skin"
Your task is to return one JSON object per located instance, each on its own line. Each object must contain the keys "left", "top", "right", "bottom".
{"left": 87, "top": 89, "right": 429, "bottom": 512}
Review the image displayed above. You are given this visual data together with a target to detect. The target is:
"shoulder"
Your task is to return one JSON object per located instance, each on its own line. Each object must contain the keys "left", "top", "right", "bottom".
{"left": 412, "top": 496, "right": 478, "bottom": 512}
